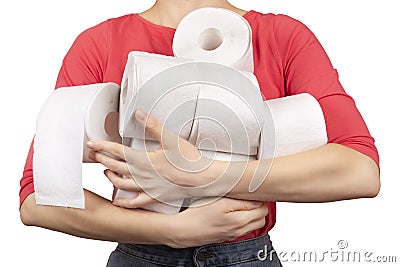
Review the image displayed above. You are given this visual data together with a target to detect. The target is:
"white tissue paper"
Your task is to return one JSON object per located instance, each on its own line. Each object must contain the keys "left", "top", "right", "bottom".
{"left": 191, "top": 83, "right": 263, "bottom": 156}
{"left": 115, "top": 52, "right": 200, "bottom": 213}
{"left": 119, "top": 51, "right": 195, "bottom": 141}
{"left": 258, "top": 93, "right": 328, "bottom": 159}
{"left": 34, "top": 83, "right": 120, "bottom": 209}
{"left": 173, "top": 7, "right": 254, "bottom": 72}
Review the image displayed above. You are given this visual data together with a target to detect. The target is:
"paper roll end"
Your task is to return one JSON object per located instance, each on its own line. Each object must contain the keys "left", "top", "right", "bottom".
{"left": 35, "top": 193, "right": 85, "bottom": 209}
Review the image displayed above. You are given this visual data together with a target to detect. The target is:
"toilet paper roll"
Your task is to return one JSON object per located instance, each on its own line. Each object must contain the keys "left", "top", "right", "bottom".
{"left": 117, "top": 52, "right": 200, "bottom": 214}
{"left": 34, "top": 83, "right": 121, "bottom": 209}
{"left": 258, "top": 93, "right": 328, "bottom": 160}
{"left": 173, "top": 7, "right": 254, "bottom": 72}
{"left": 200, "top": 150, "right": 257, "bottom": 162}
{"left": 119, "top": 51, "right": 196, "bottom": 142}
{"left": 190, "top": 82, "right": 263, "bottom": 156}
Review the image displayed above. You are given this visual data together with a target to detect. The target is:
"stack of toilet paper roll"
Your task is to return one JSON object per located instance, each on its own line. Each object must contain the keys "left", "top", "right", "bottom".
{"left": 116, "top": 8, "right": 327, "bottom": 214}
{"left": 33, "top": 7, "right": 327, "bottom": 211}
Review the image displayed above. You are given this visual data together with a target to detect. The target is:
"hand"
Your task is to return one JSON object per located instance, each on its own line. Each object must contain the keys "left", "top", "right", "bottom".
{"left": 86, "top": 110, "right": 216, "bottom": 208}
{"left": 165, "top": 197, "right": 268, "bottom": 248}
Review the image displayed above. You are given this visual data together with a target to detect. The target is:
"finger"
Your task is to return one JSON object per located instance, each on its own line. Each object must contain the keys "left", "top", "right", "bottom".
{"left": 86, "top": 140, "right": 126, "bottom": 160}
{"left": 104, "top": 169, "right": 141, "bottom": 191}
{"left": 135, "top": 109, "right": 176, "bottom": 148}
{"left": 89, "top": 151, "right": 129, "bottom": 175}
{"left": 228, "top": 203, "right": 268, "bottom": 226}
{"left": 112, "top": 192, "right": 158, "bottom": 209}
{"left": 223, "top": 205, "right": 267, "bottom": 242}
{"left": 245, "top": 203, "right": 269, "bottom": 221}
{"left": 222, "top": 198, "right": 264, "bottom": 212}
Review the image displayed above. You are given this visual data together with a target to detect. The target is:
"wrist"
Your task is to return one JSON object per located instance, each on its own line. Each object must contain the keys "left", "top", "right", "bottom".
{"left": 161, "top": 213, "right": 186, "bottom": 248}
{"left": 196, "top": 159, "right": 229, "bottom": 197}
{"left": 123, "top": 210, "right": 180, "bottom": 246}
{"left": 199, "top": 159, "right": 258, "bottom": 198}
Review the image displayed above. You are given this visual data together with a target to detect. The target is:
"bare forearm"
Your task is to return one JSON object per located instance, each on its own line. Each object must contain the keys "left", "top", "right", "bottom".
{"left": 20, "top": 190, "right": 173, "bottom": 244}
{"left": 208, "top": 144, "right": 380, "bottom": 202}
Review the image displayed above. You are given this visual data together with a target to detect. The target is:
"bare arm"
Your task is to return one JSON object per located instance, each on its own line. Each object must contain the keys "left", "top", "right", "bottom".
{"left": 209, "top": 143, "right": 380, "bottom": 202}
{"left": 20, "top": 190, "right": 268, "bottom": 248}
{"left": 85, "top": 114, "right": 380, "bottom": 208}
{"left": 20, "top": 190, "right": 170, "bottom": 244}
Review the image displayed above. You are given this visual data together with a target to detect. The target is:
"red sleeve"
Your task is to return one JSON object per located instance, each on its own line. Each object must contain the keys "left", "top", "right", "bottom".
{"left": 273, "top": 15, "right": 379, "bottom": 166}
{"left": 19, "top": 21, "right": 109, "bottom": 207}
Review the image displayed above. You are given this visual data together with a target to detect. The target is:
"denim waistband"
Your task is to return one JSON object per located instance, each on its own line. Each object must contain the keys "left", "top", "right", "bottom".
{"left": 115, "top": 233, "right": 276, "bottom": 266}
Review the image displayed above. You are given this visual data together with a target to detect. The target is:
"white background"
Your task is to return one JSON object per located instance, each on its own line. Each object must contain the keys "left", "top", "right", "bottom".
{"left": 1, "top": 0, "right": 399, "bottom": 266}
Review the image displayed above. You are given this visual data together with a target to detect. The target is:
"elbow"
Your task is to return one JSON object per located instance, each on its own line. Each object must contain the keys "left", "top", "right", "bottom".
{"left": 354, "top": 156, "right": 380, "bottom": 198}
{"left": 20, "top": 206, "right": 33, "bottom": 226}
{"left": 364, "top": 165, "right": 380, "bottom": 198}
{"left": 20, "top": 194, "right": 37, "bottom": 226}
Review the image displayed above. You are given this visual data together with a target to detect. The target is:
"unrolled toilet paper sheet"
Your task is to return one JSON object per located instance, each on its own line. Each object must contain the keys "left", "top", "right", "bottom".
{"left": 34, "top": 83, "right": 120, "bottom": 209}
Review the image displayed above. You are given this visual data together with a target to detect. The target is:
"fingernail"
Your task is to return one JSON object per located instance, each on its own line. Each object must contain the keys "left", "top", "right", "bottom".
{"left": 135, "top": 109, "right": 146, "bottom": 122}
{"left": 87, "top": 140, "right": 95, "bottom": 148}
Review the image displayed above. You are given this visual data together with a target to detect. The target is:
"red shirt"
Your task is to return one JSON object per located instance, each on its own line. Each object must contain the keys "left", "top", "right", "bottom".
{"left": 19, "top": 10, "right": 379, "bottom": 242}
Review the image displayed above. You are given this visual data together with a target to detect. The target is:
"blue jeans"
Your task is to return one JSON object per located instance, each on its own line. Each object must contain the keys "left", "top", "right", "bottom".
{"left": 106, "top": 234, "right": 282, "bottom": 267}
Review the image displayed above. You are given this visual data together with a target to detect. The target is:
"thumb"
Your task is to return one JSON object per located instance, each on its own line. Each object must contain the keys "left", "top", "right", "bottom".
{"left": 135, "top": 109, "right": 176, "bottom": 147}
{"left": 112, "top": 192, "right": 157, "bottom": 209}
